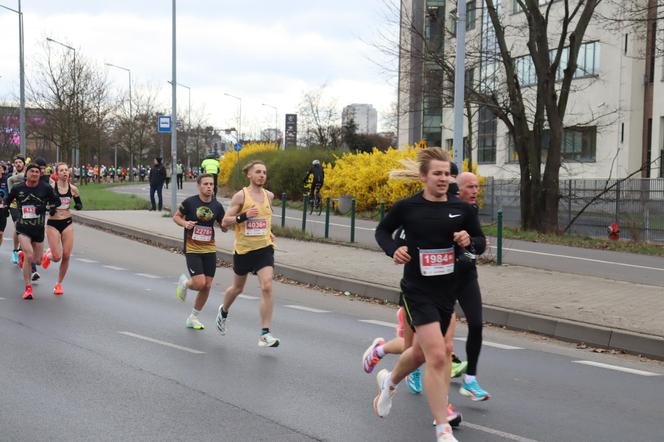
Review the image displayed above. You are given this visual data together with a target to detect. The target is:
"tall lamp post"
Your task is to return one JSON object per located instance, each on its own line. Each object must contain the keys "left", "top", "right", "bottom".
{"left": 224, "top": 92, "right": 242, "bottom": 143}
{"left": 261, "top": 103, "right": 278, "bottom": 146}
{"left": 168, "top": 80, "right": 191, "bottom": 166}
{"left": 452, "top": 0, "right": 467, "bottom": 165}
{"left": 170, "top": 0, "right": 177, "bottom": 215}
{"left": 105, "top": 63, "right": 132, "bottom": 173}
{"left": 46, "top": 37, "right": 78, "bottom": 170}
{"left": 0, "top": 1, "right": 26, "bottom": 157}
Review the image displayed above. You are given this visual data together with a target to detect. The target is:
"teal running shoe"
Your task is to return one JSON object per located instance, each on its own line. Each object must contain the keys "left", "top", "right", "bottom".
{"left": 406, "top": 367, "right": 423, "bottom": 394}
{"left": 459, "top": 378, "right": 491, "bottom": 401}
{"left": 11, "top": 250, "right": 19, "bottom": 264}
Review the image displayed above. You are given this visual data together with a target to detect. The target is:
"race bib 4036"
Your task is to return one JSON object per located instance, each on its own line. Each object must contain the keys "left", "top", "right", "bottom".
{"left": 245, "top": 218, "right": 267, "bottom": 236}
{"left": 419, "top": 247, "right": 454, "bottom": 276}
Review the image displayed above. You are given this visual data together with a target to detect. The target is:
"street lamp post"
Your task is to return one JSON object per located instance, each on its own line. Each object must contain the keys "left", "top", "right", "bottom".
{"left": 452, "top": 0, "right": 467, "bottom": 165}
{"left": 168, "top": 80, "right": 191, "bottom": 167}
{"left": 46, "top": 37, "right": 78, "bottom": 170}
{"left": 170, "top": 0, "right": 177, "bottom": 215}
{"left": 224, "top": 93, "right": 242, "bottom": 143}
{"left": 0, "top": 1, "right": 26, "bottom": 157}
{"left": 261, "top": 103, "right": 278, "bottom": 146}
{"left": 105, "top": 63, "right": 132, "bottom": 173}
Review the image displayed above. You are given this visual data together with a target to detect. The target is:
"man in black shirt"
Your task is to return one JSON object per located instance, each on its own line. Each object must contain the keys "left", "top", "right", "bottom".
{"left": 148, "top": 158, "right": 166, "bottom": 211}
{"left": 5, "top": 163, "right": 60, "bottom": 300}
{"left": 372, "top": 147, "right": 483, "bottom": 442}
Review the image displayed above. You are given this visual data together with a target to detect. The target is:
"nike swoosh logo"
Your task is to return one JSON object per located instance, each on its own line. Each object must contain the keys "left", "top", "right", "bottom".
{"left": 449, "top": 214, "right": 461, "bottom": 218}
{"left": 189, "top": 268, "right": 196, "bottom": 274}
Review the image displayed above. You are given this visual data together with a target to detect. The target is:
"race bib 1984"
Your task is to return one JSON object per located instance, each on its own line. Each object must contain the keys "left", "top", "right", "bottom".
{"left": 419, "top": 247, "right": 454, "bottom": 276}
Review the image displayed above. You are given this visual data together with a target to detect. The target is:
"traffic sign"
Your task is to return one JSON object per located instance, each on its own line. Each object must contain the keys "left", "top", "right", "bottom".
{"left": 157, "top": 115, "right": 172, "bottom": 133}
{"left": 234, "top": 143, "right": 243, "bottom": 152}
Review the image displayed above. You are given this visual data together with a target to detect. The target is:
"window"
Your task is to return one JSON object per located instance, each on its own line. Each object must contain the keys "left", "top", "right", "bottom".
{"left": 515, "top": 41, "right": 600, "bottom": 86}
{"left": 477, "top": 106, "right": 497, "bottom": 163}
{"left": 466, "top": 1, "right": 476, "bottom": 31}
{"left": 562, "top": 127, "right": 596, "bottom": 162}
{"left": 465, "top": 67, "right": 475, "bottom": 90}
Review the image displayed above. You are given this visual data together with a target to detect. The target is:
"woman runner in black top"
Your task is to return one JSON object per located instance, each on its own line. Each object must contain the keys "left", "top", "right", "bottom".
{"left": 372, "top": 147, "right": 483, "bottom": 442}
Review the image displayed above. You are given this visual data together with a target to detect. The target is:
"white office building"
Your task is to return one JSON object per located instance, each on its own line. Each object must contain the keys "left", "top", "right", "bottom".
{"left": 342, "top": 104, "right": 378, "bottom": 134}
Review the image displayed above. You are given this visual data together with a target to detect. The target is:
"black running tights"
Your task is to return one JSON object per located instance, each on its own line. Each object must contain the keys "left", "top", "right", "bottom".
{"left": 458, "top": 278, "right": 483, "bottom": 376}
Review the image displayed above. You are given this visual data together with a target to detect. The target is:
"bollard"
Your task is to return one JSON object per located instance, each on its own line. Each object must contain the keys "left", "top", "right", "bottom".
{"left": 350, "top": 198, "right": 356, "bottom": 243}
{"left": 496, "top": 209, "right": 503, "bottom": 266}
{"left": 325, "top": 197, "right": 331, "bottom": 239}
{"left": 302, "top": 195, "right": 308, "bottom": 232}
{"left": 281, "top": 192, "right": 287, "bottom": 227}
{"left": 379, "top": 201, "right": 385, "bottom": 222}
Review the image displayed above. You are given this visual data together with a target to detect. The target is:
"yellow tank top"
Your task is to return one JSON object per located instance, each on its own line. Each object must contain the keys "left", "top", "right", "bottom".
{"left": 234, "top": 187, "right": 273, "bottom": 255}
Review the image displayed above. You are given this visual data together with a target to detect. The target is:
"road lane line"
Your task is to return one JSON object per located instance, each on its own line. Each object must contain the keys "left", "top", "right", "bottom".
{"left": 573, "top": 360, "right": 660, "bottom": 376}
{"left": 463, "top": 422, "right": 539, "bottom": 442}
{"left": 135, "top": 273, "right": 160, "bottom": 279}
{"left": 359, "top": 319, "right": 398, "bottom": 328}
{"left": 75, "top": 258, "right": 98, "bottom": 263}
{"left": 0, "top": 297, "right": 6, "bottom": 300}
{"left": 492, "top": 246, "right": 664, "bottom": 272}
{"left": 118, "top": 331, "right": 205, "bottom": 354}
{"left": 284, "top": 305, "right": 330, "bottom": 313}
{"left": 103, "top": 265, "right": 127, "bottom": 271}
{"left": 238, "top": 294, "right": 259, "bottom": 300}
{"left": 454, "top": 337, "right": 523, "bottom": 350}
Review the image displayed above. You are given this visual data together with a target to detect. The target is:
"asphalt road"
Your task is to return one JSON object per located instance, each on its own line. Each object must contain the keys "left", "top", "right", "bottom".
{"left": 1, "top": 223, "right": 663, "bottom": 441}
{"left": 113, "top": 183, "right": 664, "bottom": 287}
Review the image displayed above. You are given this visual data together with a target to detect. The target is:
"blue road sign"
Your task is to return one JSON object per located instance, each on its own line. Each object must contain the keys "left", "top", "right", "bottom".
{"left": 234, "top": 143, "right": 243, "bottom": 152}
{"left": 157, "top": 115, "right": 172, "bottom": 133}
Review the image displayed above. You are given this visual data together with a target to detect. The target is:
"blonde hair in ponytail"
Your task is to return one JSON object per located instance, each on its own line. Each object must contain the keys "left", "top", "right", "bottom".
{"left": 389, "top": 147, "right": 450, "bottom": 182}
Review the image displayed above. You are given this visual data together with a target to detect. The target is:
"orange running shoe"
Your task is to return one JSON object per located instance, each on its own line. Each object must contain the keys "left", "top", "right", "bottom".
{"left": 53, "top": 283, "right": 64, "bottom": 296}
{"left": 22, "top": 285, "right": 33, "bottom": 300}
{"left": 17, "top": 250, "right": 25, "bottom": 269}
{"left": 41, "top": 249, "right": 51, "bottom": 269}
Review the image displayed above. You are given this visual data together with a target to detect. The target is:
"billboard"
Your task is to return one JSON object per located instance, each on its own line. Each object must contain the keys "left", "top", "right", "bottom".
{"left": 284, "top": 114, "right": 297, "bottom": 148}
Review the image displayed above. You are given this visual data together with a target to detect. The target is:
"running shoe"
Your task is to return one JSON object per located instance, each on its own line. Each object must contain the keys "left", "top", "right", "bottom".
{"left": 22, "top": 285, "right": 33, "bottom": 300}
{"left": 406, "top": 367, "right": 423, "bottom": 394}
{"left": 436, "top": 425, "right": 459, "bottom": 442}
{"left": 11, "top": 250, "right": 19, "bottom": 264}
{"left": 31, "top": 271, "right": 40, "bottom": 281}
{"left": 373, "top": 369, "right": 396, "bottom": 418}
{"left": 216, "top": 305, "right": 227, "bottom": 335}
{"left": 176, "top": 274, "right": 188, "bottom": 303}
{"left": 41, "top": 249, "right": 51, "bottom": 269}
{"left": 362, "top": 337, "right": 385, "bottom": 374}
{"left": 258, "top": 332, "right": 280, "bottom": 348}
{"left": 53, "top": 283, "right": 64, "bottom": 296}
{"left": 185, "top": 314, "right": 205, "bottom": 330}
{"left": 451, "top": 360, "right": 468, "bottom": 378}
{"left": 460, "top": 378, "right": 491, "bottom": 401}
{"left": 433, "top": 404, "right": 463, "bottom": 428}
{"left": 17, "top": 250, "right": 24, "bottom": 269}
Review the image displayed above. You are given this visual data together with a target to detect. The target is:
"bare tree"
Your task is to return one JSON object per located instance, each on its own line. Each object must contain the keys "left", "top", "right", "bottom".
{"left": 298, "top": 84, "right": 341, "bottom": 149}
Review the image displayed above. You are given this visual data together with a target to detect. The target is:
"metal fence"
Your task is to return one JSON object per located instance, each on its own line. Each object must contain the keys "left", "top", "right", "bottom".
{"left": 479, "top": 178, "right": 664, "bottom": 243}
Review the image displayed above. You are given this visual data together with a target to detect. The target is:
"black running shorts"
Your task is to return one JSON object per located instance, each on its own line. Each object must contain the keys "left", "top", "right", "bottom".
{"left": 0, "top": 212, "right": 6, "bottom": 232}
{"left": 9, "top": 208, "right": 19, "bottom": 223}
{"left": 185, "top": 252, "right": 217, "bottom": 278}
{"left": 16, "top": 225, "right": 45, "bottom": 243}
{"left": 400, "top": 292, "right": 454, "bottom": 336}
{"left": 233, "top": 245, "right": 274, "bottom": 276}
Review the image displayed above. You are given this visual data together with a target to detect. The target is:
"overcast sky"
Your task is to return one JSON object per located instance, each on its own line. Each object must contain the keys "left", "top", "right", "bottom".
{"left": 0, "top": 0, "right": 397, "bottom": 136}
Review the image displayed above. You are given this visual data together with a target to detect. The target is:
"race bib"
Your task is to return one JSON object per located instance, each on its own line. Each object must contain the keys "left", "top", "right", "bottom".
{"left": 419, "top": 247, "right": 455, "bottom": 276}
{"left": 22, "top": 205, "right": 38, "bottom": 219}
{"left": 192, "top": 225, "right": 213, "bottom": 242}
{"left": 245, "top": 218, "right": 267, "bottom": 236}
{"left": 59, "top": 197, "right": 71, "bottom": 210}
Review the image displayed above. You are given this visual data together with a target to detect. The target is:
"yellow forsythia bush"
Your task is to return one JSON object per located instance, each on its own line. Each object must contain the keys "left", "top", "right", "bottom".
{"left": 218, "top": 143, "right": 278, "bottom": 185}
{"left": 322, "top": 147, "right": 422, "bottom": 211}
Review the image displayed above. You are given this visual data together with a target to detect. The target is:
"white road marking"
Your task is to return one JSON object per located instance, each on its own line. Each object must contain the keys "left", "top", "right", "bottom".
{"left": 75, "top": 258, "right": 98, "bottom": 263}
{"left": 573, "top": 360, "right": 661, "bottom": 376}
{"left": 238, "top": 294, "right": 259, "bottom": 300}
{"left": 0, "top": 297, "right": 6, "bottom": 300}
{"left": 273, "top": 214, "right": 376, "bottom": 232}
{"left": 463, "top": 421, "right": 539, "bottom": 442}
{"left": 359, "top": 319, "right": 398, "bottom": 328}
{"left": 454, "top": 337, "right": 523, "bottom": 350}
{"left": 103, "top": 265, "right": 127, "bottom": 271}
{"left": 135, "top": 273, "right": 160, "bottom": 279}
{"left": 118, "top": 331, "right": 205, "bottom": 354}
{"left": 492, "top": 246, "right": 664, "bottom": 272}
{"left": 284, "top": 305, "right": 330, "bottom": 313}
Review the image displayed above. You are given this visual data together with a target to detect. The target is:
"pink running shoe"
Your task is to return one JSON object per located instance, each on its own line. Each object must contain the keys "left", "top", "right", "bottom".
{"left": 362, "top": 337, "right": 385, "bottom": 373}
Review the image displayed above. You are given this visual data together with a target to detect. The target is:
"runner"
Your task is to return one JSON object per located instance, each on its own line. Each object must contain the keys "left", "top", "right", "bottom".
{"left": 5, "top": 163, "right": 60, "bottom": 300}
{"left": 40, "top": 163, "right": 83, "bottom": 296}
{"left": 173, "top": 174, "right": 226, "bottom": 329}
{"left": 0, "top": 163, "right": 8, "bottom": 250}
{"left": 7, "top": 155, "right": 26, "bottom": 264}
{"left": 372, "top": 147, "right": 484, "bottom": 442}
{"left": 215, "top": 160, "right": 280, "bottom": 348}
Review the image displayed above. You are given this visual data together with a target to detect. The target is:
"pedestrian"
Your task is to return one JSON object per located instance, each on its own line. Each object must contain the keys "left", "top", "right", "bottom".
{"left": 174, "top": 174, "right": 226, "bottom": 329}
{"left": 215, "top": 160, "right": 280, "bottom": 348}
{"left": 148, "top": 158, "right": 166, "bottom": 211}
{"left": 176, "top": 161, "right": 184, "bottom": 189}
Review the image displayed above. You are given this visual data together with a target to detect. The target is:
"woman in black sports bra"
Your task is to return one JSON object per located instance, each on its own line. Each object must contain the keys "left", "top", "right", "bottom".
{"left": 42, "top": 163, "right": 82, "bottom": 296}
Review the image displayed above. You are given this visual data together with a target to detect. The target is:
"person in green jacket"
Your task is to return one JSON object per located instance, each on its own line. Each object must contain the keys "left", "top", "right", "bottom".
{"left": 200, "top": 156, "right": 220, "bottom": 197}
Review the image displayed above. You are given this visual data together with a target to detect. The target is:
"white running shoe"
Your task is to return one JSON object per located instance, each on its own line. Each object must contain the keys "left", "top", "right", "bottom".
{"left": 373, "top": 369, "right": 397, "bottom": 418}
{"left": 258, "top": 332, "right": 280, "bottom": 348}
{"left": 185, "top": 314, "right": 204, "bottom": 330}
{"left": 176, "top": 274, "right": 189, "bottom": 303}
{"left": 216, "top": 305, "right": 227, "bottom": 335}
{"left": 437, "top": 426, "right": 459, "bottom": 442}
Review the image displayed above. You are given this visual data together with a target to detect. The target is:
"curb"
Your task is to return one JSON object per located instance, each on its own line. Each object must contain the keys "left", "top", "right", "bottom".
{"left": 73, "top": 213, "right": 664, "bottom": 360}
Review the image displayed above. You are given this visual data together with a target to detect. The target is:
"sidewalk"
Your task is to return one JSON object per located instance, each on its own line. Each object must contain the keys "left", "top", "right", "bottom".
{"left": 74, "top": 210, "right": 664, "bottom": 359}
